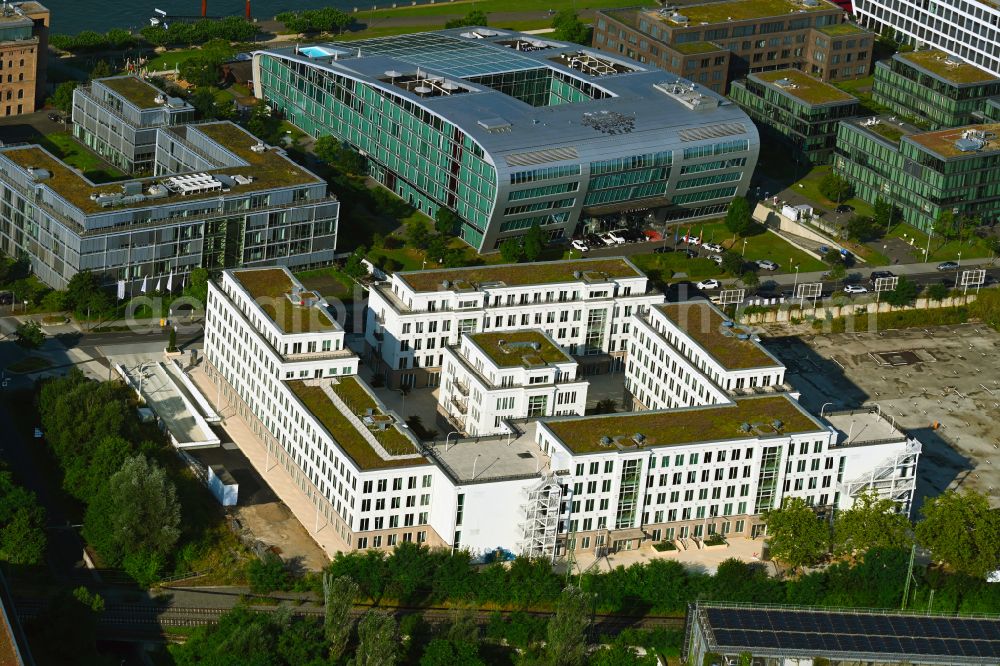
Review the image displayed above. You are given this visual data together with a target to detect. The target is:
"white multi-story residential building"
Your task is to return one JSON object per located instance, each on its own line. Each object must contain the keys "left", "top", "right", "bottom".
{"left": 535, "top": 394, "right": 920, "bottom": 554}
{"left": 626, "top": 301, "right": 788, "bottom": 411}
{"left": 365, "top": 257, "right": 664, "bottom": 389}
{"left": 439, "top": 330, "right": 589, "bottom": 436}
{"left": 853, "top": 0, "right": 1000, "bottom": 77}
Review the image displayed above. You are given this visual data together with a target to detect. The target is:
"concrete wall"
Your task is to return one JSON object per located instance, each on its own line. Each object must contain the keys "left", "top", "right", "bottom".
{"left": 739, "top": 295, "right": 976, "bottom": 324}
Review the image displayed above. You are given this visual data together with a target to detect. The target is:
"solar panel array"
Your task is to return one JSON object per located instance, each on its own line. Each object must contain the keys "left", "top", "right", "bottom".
{"left": 348, "top": 33, "right": 543, "bottom": 79}
{"left": 705, "top": 607, "right": 1000, "bottom": 661}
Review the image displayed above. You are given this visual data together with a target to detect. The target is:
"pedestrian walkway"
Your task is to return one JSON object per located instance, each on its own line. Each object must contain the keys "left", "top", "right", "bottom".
{"left": 569, "top": 536, "right": 768, "bottom": 577}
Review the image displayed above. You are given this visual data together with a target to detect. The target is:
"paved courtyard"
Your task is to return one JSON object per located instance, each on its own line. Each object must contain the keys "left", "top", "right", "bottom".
{"left": 567, "top": 535, "right": 768, "bottom": 577}
{"left": 763, "top": 323, "right": 1000, "bottom": 509}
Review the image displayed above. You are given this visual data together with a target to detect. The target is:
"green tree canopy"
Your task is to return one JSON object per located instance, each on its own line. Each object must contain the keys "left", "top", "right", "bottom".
{"left": 83, "top": 454, "right": 181, "bottom": 566}
{"left": 819, "top": 172, "right": 853, "bottom": 203}
{"left": 444, "top": 9, "right": 488, "bottom": 29}
{"left": 0, "top": 468, "right": 46, "bottom": 565}
{"left": 352, "top": 610, "right": 398, "bottom": 666}
{"left": 434, "top": 208, "right": 460, "bottom": 235}
{"left": 523, "top": 223, "right": 545, "bottom": 262}
{"left": 725, "top": 196, "right": 753, "bottom": 236}
{"left": 552, "top": 10, "right": 592, "bottom": 44}
{"left": 14, "top": 320, "right": 43, "bottom": 348}
{"left": 47, "top": 81, "right": 77, "bottom": 113}
{"left": 833, "top": 490, "right": 912, "bottom": 556}
{"left": 499, "top": 238, "right": 523, "bottom": 263}
{"left": 324, "top": 573, "right": 360, "bottom": 661}
{"left": 846, "top": 215, "right": 880, "bottom": 242}
{"left": 873, "top": 198, "right": 900, "bottom": 233}
{"left": 315, "top": 135, "right": 368, "bottom": 175}
{"left": 546, "top": 586, "right": 591, "bottom": 666}
{"left": 882, "top": 276, "right": 919, "bottom": 306}
{"left": 915, "top": 490, "right": 1000, "bottom": 578}
{"left": 925, "top": 282, "right": 950, "bottom": 301}
{"left": 763, "top": 497, "right": 830, "bottom": 571}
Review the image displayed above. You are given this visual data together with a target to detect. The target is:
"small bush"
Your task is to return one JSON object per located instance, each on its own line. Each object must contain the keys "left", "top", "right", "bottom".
{"left": 653, "top": 541, "right": 677, "bottom": 552}
{"left": 705, "top": 533, "right": 727, "bottom": 547}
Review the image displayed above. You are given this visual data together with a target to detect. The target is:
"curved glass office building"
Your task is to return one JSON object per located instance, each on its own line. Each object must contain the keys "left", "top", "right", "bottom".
{"left": 253, "top": 29, "right": 758, "bottom": 252}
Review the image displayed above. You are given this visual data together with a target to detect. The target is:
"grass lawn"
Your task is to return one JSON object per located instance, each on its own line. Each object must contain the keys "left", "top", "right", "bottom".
{"left": 7, "top": 356, "right": 52, "bottom": 374}
{"left": 295, "top": 267, "right": 356, "bottom": 302}
{"left": 146, "top": 48, "right": 203, "bottom": 73}
{"left": 37, "top": 132, "right": 126, "bottom": 184}
{"left": 792, "top": 165, "right": 875, "bottom": 218}
{"left": 696, "top": 220, "right": 827, "bottom": 272}
{"left": 886, "top": 224, "right": 998, "bottom": 262}
{"left": 355, "top": 0, "right": 638, "bottom": 21}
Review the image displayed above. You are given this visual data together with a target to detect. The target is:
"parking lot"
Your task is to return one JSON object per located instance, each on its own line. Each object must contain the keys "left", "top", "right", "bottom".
{"left": 763, "top": 323, "right": 1000, "bottom": 511}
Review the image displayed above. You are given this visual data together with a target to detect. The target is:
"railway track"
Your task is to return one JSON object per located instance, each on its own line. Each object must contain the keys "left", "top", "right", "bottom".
{"left": 12, "top": 597, "right": 684, "bottom": 632}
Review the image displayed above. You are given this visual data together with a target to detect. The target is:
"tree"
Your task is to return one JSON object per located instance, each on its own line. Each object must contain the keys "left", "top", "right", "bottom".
{"left": 246, "top": 102, "right": 281, "bottom": 145}
{"left": 89, "top": 59, "right": 113, "bottom": 79}
{"left": 740, "top": 270, "right": 760, "bottom": 289}
{"left": 0, "top": 468, "right": 46, "bottom": 565}
{"left": 819, "top": 172, "right": 853, "bottom": 203}
{"left": 725, "top": 196, "right": 753, "bottom": 236}
{"left": 83, "top": 454, "right": 180, "bottom": 566}
{"left": 882, "top": 276, "right": 919, "bottom": 306}
{"left": 499, "top": 238, "right": 523, "bottom": 263}
{"left": 406, "top": 218, "right": 433, "bottom": 250}
{"left": 344, "top": 246, "right": 369, "bottom": 279}
{"left": 352, "top": 610, "right": 398, "bottom": 666}
{"left": 846, "top": 215, "right": 879, "bottom": 242}
{"left": 247, "top": 552, "right": 289, "bottom": 594}
{"left": 915, "top": 490, "right": 1000, "bottom": 578}
{"left": 589, "top": 639, "right": 658, "bottom": 666}
{"left": 926, "top": 282, "right": 950, "bottom": 301}
{"left": 551, "top": 10, "right": 592, "bottom": 44}
{"left": 14, "top": 320, "right": 43, "bottom": 348}
{"left": 523, "top": 223, "right": 545, "bottom": 262}
{"left": 186, "top": 267, "right": 210, "bottom": 305}
{"left": 933, "top": 209, "right": 958, "bottom": 240}
{"left": 762, "top": 497, "right": 829, "bottom": 571}
{"left": 40, "top": 289, "right": 66, "bottom": 313}
{"left": 545, "top": 586, "right": 591, "bottom": 666}
{"left": 47, "top": 81, "right": 77, "bottom": 113}
{"left": 65, "top": 270, "right": 101, "bottom": 313}
{"left": 594, "top": 399, "right": 616, "bottom": 414}
{"left": 324, "top": 573, "right": 359, "bottom": 661}
{"left": 833, "top": 490, "right": 912, "bottom": 556}
{"left": 435, "top": 208, "right": 460, "bottom": 235}
{"left": 873, "top": 198, "right": 900, "bottom": 233}
{"left": 444, "top": 9, "right": 487, "bottom": 29}
{"left": 720, "top": 251, "right": 745, "bottom": 276}
{"left": 315, "top": 135, "right": 368, "bottom": 175}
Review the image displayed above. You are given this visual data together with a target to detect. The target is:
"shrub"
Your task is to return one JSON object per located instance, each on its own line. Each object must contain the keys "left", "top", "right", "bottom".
{"left": 653, "top": 541, "right": 677, "bottom": 552}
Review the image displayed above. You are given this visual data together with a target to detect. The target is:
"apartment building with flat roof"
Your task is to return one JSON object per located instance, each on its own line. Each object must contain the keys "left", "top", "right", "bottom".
{"left": 439, "top": 330, "right": 588, "bottom": 436}
{"left": 0, "top": 2, "right": 47, "bottom": 116}
{"left": 364, "top": 257, "right": 664, "bottom": 389}
{"left": 834, "top": 117, "right": 1000, "bottom": 230}
{"left": 593, "top": 1, "right": 873, "bottom": 94}
{"left": 72, "top": 76, "right": 196, "bottom": 174}
{"left": 872, "top": 50, "right": 1000, "bottom": 130}
{"left": 0, "top": 119, "right": 338, "bottom": 289}
{"left": 626, "top": 300, "right": 788, "bottom": 411}
{"left": 730, "top": 68, "right": 860, "bottom": 165}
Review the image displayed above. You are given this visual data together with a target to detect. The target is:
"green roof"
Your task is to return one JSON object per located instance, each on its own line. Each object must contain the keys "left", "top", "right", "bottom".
{"left": 816, "top": 22, "right": 867, "bottom": 36}
{"left": 656, "top": 302, "right": 780, "bottom": 370}
{"left": 468, "top": 330, "right": 573, "bottom": 368}
{"left": 909, "top": 122, "right": 1000, "bottom": 158}
{"left": 543, "top": 395, "right": 820, "bottom": 454}
{"left": 753, "top": 69, "right": 857, "bottom": 106}
{"left": 0, "top": 122, "right": 322, "bottom": 215}
{"left": 899, "top": 50, "right": 998, "bottom": 85}
{"left": 99, "top": 76, "right": 164, "bottom": 108}
{"left": 288, "top": 380, "right": 429, "bottom": 470}
{"left": 866, "top": 120, "right": 907, "bottom": 144}
{"left": 231, "top": 268, "right": 338, "bottom": 334}
{"left": 398, "top": 258, "right": 642, "bottom": 292}
{"left": 658, "top": 0, "right": 834, "bottom": 25}
{"left": 672, "top": 41, "right": 723, "bottom": 55}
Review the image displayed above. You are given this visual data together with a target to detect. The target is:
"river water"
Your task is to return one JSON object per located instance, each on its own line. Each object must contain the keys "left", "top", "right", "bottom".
{"left": 44, "top": 0, "right": 362, "bottom": 34}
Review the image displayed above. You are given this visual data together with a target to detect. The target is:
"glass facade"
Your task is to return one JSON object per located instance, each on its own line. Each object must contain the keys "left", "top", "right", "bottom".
{"left": 834, "top": 121, "right": 1000, "bottom": 231}
{"left": 257, "top": 53, "right": 497, "bottom": 248}
{"left": 871, "top": 58, "right": 1000, "bottom": 130}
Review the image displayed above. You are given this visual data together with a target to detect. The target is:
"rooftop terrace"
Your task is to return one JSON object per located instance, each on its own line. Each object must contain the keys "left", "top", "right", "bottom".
{"left": 851, "top": 115, "right": 919, "bottom": 145}
{"left": 0, "top": 122, "right": 322, "bottom": 216}
{"left": 815, "top": 22, "right": 867, "bottom": 36}
{"left": 288, "top": 379, "right": 429, "bottom": 471}
{"left": 398, "top": 258, "right": 642, "bottom": 292}
{"left": 908, "top": 122, "right": 1000, "bottom": 158}
{"left": 899, "top": 49, "right": 998, "bottom": 85}
{"left": 651, "top": 0, "right": 834, "bottom": 26}
{"left": 230, "top": 268, "right": 338, "bottom": 334}
{"left": 468, "top": 330, "right": 573, "bottom": 368}
{"left": 754, "top": 69, "right": 857, "bottom": 106}
{"left": 656, "top": 301, "right": 781, "bottom": 370}
{"left": 100, "top": 76, "right": 165, "bottom": 109}
{"left": 544, "top": 395, "right": 821, "bottom": 454}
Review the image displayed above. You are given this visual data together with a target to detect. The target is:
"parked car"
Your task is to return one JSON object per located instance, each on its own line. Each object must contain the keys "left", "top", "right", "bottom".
{"left": 585, "top": 233, "right": 603, "bottom": 247}
{"left": 868, "top": 270, "right": 896, "bottom": 285}
{"left": 696, "top": 279, "right": 721, "bottom": 290}
{"left": 708, "top": 254, "right": 724, "bottom": 265}
{"left": 683, "top": 249, "right": 699, "bottom": 258}
{"left": 622, "top": 229, "right": 645, "bottom": 243}
{"left": 47, "top": 112, "right": 61, "bottom": 122}
{"left": 603, "top": 231, "right": 626, "bottom": 245}
{"left": 571, "top": 239, "right": 589, "bottom": 252}
{"left": 685, "top": 235, "right": 703, "bottom": 246}
{"left": 835, "top": 204, "right": 854, "bottom": 214}
{"left": 936, "top": 261, "right": 959, "bottom": 271}
{"left": 653, "top": 246, "right": 674, "bottom": 254}
{"left": 703, "top": 242, "right": 724, "bottom": 253}
{"left": 844, "top": 284, "right": 868, "bottom": 294}
{"left": 756, "top": 259, "right": 779, "bottom": 271}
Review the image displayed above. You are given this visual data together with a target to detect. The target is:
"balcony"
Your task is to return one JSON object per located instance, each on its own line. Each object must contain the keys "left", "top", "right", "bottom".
{"left": 450, "top": 396, "right": 468, "bottom": 415}
{"left": 454, "top": 379, "right": 470, "bottom": 396}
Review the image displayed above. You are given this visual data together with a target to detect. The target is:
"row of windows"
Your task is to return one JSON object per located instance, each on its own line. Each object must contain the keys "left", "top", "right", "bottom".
{"left": 510, "top": 164, "right": 581, "bottom": 184}
{"left": 682, "top": 139, "right": 750, "bottom": 160}
{"left": 676, "top": 171, "right": 743, "bottom": 190}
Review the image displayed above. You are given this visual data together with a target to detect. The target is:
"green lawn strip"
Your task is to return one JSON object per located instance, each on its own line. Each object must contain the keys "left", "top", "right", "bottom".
{"left": 7, "top": 356, "right": 53, "bottom": 374}
{"left": 354, "top": 0, "right": 638, "bottom": 22}
{"left": 36, "top": 132, "right": 127, "bottom": 183}
{"left": 792, "top": 165, "right": 875, "bottom": 219}
{"left": 886, "top": 224, "right": 996, "bottom": 262}
{"left": 146, "top": 48, "right": 203, "bottom": 73}
{"left": 697, "top": 220, "right": 827, "bottom": 272}
{"left": 294, "top": 267, "right": 355, "bottom": 301}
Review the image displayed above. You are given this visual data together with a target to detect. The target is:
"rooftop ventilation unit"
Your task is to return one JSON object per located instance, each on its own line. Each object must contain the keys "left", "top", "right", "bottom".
{"left": 154, "top": 93, "right": 167, "bottom": 105}
{"left": 599, "top": 436, "right": 613, "bottom": 447}
{"left": 774, "top": 77, "right": 798, "bottom": 89}
{"left": 164, "top": 172, "right": 224, "bottom": 196}
{"left": 669, "top": 12, "right": 688, "bottom": 23}
{"left": 250, "top": 141, "right": 267, "bottom": 153}
{"left": 26, "top": 166, "right": 50, "bottom": 181}
{"left": 802, "top": 0, "right": 820, "bottom": 6}
{"left": 945, "top": 54, "right": 963, "bottom": 65}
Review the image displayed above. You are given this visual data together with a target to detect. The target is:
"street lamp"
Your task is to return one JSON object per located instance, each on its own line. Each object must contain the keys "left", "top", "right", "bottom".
{"left": 136, "top": 361, "right": 152, "bottom": 404}
{"left": 955, "top": 251, "right": 962, "bottom": 288}
{"left": 471, "top": 453, "right": 482, "bottom": 480}
{"left": 741, "top": 238, "right": 748, "bottom": 256}
{"left": 445, "top": 430, "right": 461, "bottom": 450}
